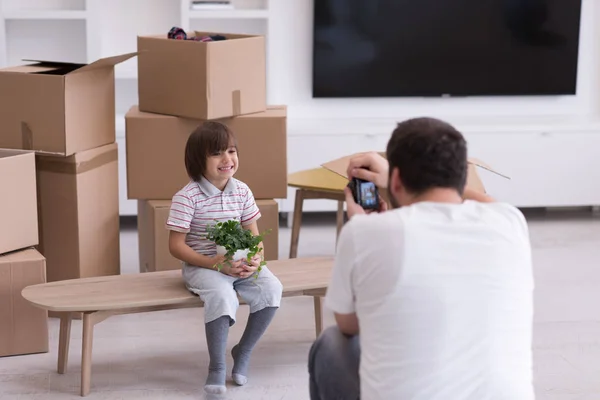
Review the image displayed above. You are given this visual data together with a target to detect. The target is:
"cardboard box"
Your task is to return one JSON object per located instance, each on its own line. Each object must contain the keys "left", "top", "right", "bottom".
{"left": 137, "top": 32, "right": 266, "bottom": 120}
{"left": 0, "top": 53, "right": 137, "bottom": 156}
{"left": 137, "top": 200, "right": 179, "bottom": 273}
{"left": 138, "top": 199, "right": 279, "bottom": 273}
{"left": 0, "top": 149, "right": 39, "bottom": 255}
{"left": 36, "top": 143, "right": 121, "bottom": 283}
{"left": 0, "top": 248, "right": 49, "bottom": 357}
{"left": 321, "top": 152, "right": 508, "bottom": 194}
{"left": 125, "top": 105, "right": 287, "bottom": 200}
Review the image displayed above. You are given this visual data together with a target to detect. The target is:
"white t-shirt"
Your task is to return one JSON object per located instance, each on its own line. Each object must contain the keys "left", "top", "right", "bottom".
{"left": 325, "top": 200, "right": 534, "bottom": 400}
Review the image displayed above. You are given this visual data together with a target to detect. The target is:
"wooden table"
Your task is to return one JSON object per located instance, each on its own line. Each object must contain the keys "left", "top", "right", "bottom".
{"left": 287, "top": 168, "right": 348, "bottom": 259}
{"left": 21, "top": 257, "right": 334, "bottom": 397}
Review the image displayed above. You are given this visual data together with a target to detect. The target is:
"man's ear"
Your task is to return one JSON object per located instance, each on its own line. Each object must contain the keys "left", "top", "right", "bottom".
{"left": 389, "top": 167, "right": 402, "bottom": 197}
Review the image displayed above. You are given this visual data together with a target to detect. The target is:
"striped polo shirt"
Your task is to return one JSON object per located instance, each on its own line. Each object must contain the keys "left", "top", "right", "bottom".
{"left": 166, "top": 177, "right": 261, "bottom": 257}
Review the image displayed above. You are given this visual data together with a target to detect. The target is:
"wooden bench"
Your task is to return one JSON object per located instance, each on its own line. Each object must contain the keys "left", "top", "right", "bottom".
{"left": 21, "top": 257, "right": 333, "bottom": 397}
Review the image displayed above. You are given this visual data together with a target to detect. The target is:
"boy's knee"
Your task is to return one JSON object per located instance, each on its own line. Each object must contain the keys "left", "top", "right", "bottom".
{"left": 259, "top": 273, "right": 283, "bottom": 297}
{"left": 270, "top": 276, "right": 283, "bottom": 296}
{"left": 208, "top": 288, "right": 239, "bottom": 308}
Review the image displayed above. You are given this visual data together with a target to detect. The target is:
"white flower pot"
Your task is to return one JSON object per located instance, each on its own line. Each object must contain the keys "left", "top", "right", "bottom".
{"left": 216, "top": 245, "right": 249, "bottom": 262}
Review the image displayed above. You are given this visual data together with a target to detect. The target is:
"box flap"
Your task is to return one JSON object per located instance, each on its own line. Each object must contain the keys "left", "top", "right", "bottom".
{"left": 233, "top": 106, "right": 287, "bottom": 120}
{"left": 69, "top": 52, "right": 138, "bottom": 75}
{"left": 0, "top": 248, "right": 44, "bottom": 264}
{"left": 125, "top": 105, "right": 168, "bottom": 120}
{"left": 36, "top": 143, "right": 118, "bottom": 174}
{"left": 0, "top": 149, "right": 35, "bottom": 159}
{"left": 321, "top": 152, "right": 509, "bottom": 180}
{"left": 466, "top": 157, "right": 510, "bottom": 179}
{"left": 0, "top": 64, "right": 73, "bottom": 74}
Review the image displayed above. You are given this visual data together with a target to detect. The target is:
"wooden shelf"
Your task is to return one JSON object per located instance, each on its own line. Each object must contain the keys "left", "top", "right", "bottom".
{"left": 3, "top": 10, "right": 88, "bottom": 20}
{"left": 188, "top": 9, "right": 269, "bottom": 19}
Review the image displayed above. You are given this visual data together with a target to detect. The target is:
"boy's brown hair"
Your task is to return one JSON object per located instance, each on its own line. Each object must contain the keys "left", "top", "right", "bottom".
{"left": 386, "top": 117, "right": 468, "bottom": 195}
{"left": 184, "top": 121, "right": 238, "bottom": 182}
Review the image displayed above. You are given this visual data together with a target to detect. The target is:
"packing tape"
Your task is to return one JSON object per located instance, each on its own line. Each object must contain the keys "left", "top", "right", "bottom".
{"left": 37, "top": 148, "right": 118, "bottom": 175}
{"left": 21, "top": 122, "right": 33, "bottom": 150}
{"left": 232, "top": 90, "right": 241, "bottom": 116}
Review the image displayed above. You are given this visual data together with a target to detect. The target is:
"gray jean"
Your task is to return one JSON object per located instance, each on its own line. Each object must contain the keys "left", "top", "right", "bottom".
{"left": 308, "top": 326, "right": 361, "bottom": 400}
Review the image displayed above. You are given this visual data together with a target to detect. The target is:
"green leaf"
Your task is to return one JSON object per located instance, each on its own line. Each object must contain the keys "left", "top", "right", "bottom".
{"left": 205, "top": 219, "right": 271, "bottom": 275}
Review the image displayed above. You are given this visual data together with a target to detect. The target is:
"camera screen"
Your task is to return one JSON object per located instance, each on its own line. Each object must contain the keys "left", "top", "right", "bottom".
{"left": 360, "top": 181, "right": 378, "bottom": 207}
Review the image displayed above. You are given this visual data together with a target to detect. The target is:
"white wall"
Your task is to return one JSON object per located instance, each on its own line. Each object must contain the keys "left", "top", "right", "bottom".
{"left": 2, "top": 0, "right": 600, "bottom": 213}
{"left": 266, "top": 0, "right": 600, "bottom": 212}
{"left": 269, "top": 0, "right": 600, "bottom": 124}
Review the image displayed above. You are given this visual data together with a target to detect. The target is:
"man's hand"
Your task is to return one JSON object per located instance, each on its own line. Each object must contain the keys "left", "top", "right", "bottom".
{"left": 346, "top": 152, "right": 389, "bottom": 189}
{"left": 344, "top": 187, "right": 388, "bottom": 220}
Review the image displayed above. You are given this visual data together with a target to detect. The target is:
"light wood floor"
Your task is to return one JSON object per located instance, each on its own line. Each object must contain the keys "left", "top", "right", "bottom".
{"left": 1, "top": 210, "right": 600, "bottom": 400}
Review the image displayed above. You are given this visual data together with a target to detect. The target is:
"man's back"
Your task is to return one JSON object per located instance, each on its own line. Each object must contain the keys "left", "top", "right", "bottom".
{"left": 326, "top": 200, "right": 534, "bottom": 399}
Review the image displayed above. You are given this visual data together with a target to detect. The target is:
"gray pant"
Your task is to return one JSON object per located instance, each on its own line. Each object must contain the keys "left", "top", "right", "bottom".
{"left": 182, "top": 263, "right": 283, "bottom": 324}
{"left": 308, "top": 326, "right": 361, "bottom": 400}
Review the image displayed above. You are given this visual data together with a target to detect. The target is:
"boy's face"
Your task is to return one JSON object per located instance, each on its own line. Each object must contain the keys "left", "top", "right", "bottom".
{"left": 205, "top": 146, "right": 239, "bottom": 183}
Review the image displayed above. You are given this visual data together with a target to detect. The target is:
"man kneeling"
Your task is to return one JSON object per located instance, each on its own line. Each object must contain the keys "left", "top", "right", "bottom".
{"left": 308, "top": 117, "right": 534, "bottom": 400}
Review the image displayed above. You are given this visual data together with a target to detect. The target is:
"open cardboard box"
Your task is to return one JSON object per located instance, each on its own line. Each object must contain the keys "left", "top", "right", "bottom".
{"left": 0, "top": 52, "right": 137, "bottom": 156}
{"left": 321, "top": 152, "right": 508, "bottom": 194}
{"left": 137, "top": 32, "right": 266, "bottom": 120}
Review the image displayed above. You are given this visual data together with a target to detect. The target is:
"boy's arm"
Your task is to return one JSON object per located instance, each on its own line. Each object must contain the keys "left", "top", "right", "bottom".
{"left": 242, "top": 221, "right": 264, "bottom": 256}
{"left": 168, "top": 231, "right": 220, "bottom": 269}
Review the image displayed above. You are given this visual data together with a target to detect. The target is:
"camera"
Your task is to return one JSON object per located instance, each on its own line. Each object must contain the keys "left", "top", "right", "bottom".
{"left": 347, "top": 178, "right": 379, "bottom": 210}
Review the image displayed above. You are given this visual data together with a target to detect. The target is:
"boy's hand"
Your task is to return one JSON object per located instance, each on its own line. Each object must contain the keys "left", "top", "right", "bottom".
{"left": 213, "top": 256, "right": 245, "bottom": 277}
{"left": 239, "top": 255, "right": 261, "bottom": 278}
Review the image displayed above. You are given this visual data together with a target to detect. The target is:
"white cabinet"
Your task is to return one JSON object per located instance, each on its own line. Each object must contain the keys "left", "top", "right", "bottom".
{"left": 280, "top": 124, "right": 600, "bottom": 213}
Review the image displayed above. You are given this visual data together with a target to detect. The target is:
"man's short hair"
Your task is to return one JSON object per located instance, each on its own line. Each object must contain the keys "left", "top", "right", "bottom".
{"left": 184, "top": 121, "right": 238, "bottom": 182}
{"left": 386, "top": 117, "right": 468, "bottom": 195}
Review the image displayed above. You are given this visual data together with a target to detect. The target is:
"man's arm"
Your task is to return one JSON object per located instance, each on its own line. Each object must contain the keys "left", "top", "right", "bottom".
{"left": 335, "top": 313, "right": 360, "bottom": 336}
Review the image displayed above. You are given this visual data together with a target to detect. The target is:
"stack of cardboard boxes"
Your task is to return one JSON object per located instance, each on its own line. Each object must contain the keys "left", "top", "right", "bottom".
{"left": 127, "top": 31, "right": 287, "bottom": 272}
{"left": 0, "top": 149, "right": 48, "bottom": 357}
{"left": 0, "top": 53, "right": 136, "bottom": 287}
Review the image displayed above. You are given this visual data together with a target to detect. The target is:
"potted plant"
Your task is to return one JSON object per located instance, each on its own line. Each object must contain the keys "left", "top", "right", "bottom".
{"left": 205, "top": 219, "right": 271, "bottom": 278}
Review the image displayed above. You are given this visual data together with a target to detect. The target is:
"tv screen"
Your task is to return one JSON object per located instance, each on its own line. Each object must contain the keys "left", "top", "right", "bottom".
{"left": 312, "top": 0, "right": 583, "bottom": 98}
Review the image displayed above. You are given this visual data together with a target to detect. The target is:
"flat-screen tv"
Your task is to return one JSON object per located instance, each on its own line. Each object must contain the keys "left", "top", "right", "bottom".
{"left": 312, "top": 0, "right": 583, "bottom": 98}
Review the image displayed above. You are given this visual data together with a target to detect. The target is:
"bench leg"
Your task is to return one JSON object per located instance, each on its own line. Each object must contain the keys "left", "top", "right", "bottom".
{"left": 313, "top": 296, "right": 323, "bottom": 338}
{"left": 57, "top": 312, "right": 72, "bottom": 374}
{"left": 289, "top": 189, "right": 304, "bottom": 259}
{"left": 80, "top": 312, "right": 95, "bottom": 397}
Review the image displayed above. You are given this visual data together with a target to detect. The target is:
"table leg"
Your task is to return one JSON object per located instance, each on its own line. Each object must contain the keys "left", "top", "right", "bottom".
{"left": 313, "top": 296, "right": 323, "bottom": 338}
{"left": 57, "top": 312, "right": 72, "bottom": 374}
{"left": 336, "top": 200, "right": 344, "bottom": 243}
{"left": 289, "top": 189, "right": 304, "bottom": 258}
{"left": 80, "top": 313, "right": 95, "bottom": 397}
